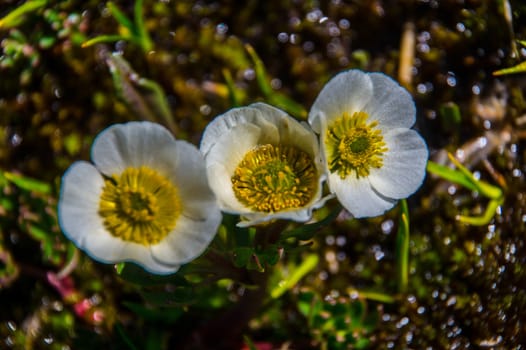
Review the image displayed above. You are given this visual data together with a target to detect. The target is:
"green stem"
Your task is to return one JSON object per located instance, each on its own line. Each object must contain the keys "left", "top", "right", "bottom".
{"left": 395, "top": 199, "right": 410, "bottom": 294}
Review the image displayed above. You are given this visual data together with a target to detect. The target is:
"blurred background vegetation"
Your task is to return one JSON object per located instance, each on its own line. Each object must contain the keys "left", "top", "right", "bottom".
{"left": 1, "top": 0, "right": 526, "bottom": 349}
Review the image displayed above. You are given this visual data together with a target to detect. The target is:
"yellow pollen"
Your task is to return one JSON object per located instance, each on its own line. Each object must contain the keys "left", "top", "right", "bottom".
{"left": 98, "top": 166, "right": 182, "bottom": 245}
{"left": 231, "top": 144, "right": 317, "bottom": 212}
{"left": 326, "top": 111, "right": 388, "bottom": 179}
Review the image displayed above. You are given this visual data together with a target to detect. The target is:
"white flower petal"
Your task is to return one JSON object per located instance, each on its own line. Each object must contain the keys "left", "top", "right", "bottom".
{"left": 363, "top": 72, "right": 416, "bottom": 130}
{"left": 92, "top": 121, "right": 176, "bottom": 176}
{"left": 368, "top": 128, "right": 428, "bottom": 199}
{"left": 237, "top": 193, "right": 333, "bottom": 227}
{"left": 161, "top": 139, "right": 215, "bottom": 205}
{"left": 329, "top": 174, "right": 397, "bottom": 218}
{"left": 151, "top": 209, "right": 222, "bottom": 265}
{"left": 82, "top": 228, "right": 180, "bottom": 274}
{"left": 200, "top": 105, "right": 269, "bottom": 155}
{"left": 58, "top": 161, "right": 180, "bottom": 275}
{"left": 58, "top": 161, "right": 105, "bottom": 245}
{"left": 205, "top": 123, "right": 263, "bottom": 213}
{"left": 308, "top": 70, "right": 374, "bottom": 133}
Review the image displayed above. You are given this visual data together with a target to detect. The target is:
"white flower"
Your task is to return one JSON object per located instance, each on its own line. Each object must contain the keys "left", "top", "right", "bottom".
{"left": 308, "top": 70, "right": 428, "bottom": 218}
{"left": 58, "top": 121, "right": 222, "bottom": 275}
{"left": 200, "top": 103, "right": 328, "bottom": 226}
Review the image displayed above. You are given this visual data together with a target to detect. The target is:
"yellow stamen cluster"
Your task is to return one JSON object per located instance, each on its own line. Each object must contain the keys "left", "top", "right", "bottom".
{"left": 98, "top": 166, "right": 181, "bottom": 245}
{"left": 232, "top": 144, "right": 317, "bottom": 212}
{"left": 326, "top": 111, "right": 388, "bottom": 179}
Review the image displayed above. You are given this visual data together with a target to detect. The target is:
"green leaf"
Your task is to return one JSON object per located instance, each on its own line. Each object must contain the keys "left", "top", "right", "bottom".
{"left": 446, "top": 153, "right": 503, "bottom": 199}
{"left": 232, "top": 247, "right": 253, "bottom": 268}
{"left": 2, "top": 171, "right": 51, "bottom": 194}
{"left": 82, "top": 34, "right": 126, "bottom": 48}
{"left": 395, "top": 200, "right": 410, "bottom": 294}
{"left": 270, "top": 254, "right": 319, "bottom": 299}
{"left": 123, "top": 301, "right": 183, "bottom": 323}
{"left": 245, "top": 43, "right": 307, "bottom": 118}
{"left": 427, "top": 161, "right": 477, "bottom": 192}
{"left": 141, "top": 287, "right": 195, "bottom": 306}
{"left": 243, "top": 335, "right": 258, "bottom": 350}
{"left": 0, "top": 0, "right": 47, "bottom": 29}
{"left": 493, "top": 60, "right": 526, "bottom": 76}
{"left": 105, "top": 53, "right": 176, "bottom": 132}
{"left": 133, "top": 0, "right": 153, "bottom": 52}
{"left": 107, "top": 2, "right": 135, "bottom": 34}
{"left": 438, "top": 102, "right": 462, "bottom": 132}
{"left": 115, "top": 323, "right": 140, "bottom": 350}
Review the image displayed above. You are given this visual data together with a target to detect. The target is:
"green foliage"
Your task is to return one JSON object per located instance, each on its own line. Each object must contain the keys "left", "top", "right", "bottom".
{"left": 395, "top": 200, "right": 410, "bottom": 294}
{"left": 297, "top": 289, "right": 379, "bottom": 349}
{"left": 0, "top": 0, "right": 48, "bottom": 29}
{"left": 105, "top": 53, "right": 177, "bottom": 132}
{"left": 493, "top": 40, "right": 526, "bottom": 75}
{"left": 82, "top": 0, "right": 153, "bottom": 52}
{"left": 427, "top": 153, "right": 504, "bottom": 225}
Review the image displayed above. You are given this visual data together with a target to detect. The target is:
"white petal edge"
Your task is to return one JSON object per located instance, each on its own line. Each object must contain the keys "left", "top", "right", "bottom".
{"left": 200, "top": 105, "right": 264, "bottom": 156}
{"left": 157, "top": 139, "right": 220, "bottom": 220}
{"left": 368, "top": 128, "right": 428, "bottom": 199}
{"left": 363, "top": 72, "right": 416, "bottom": 131}
{"left": 308, "top": 70, "right": 374, "bottom": 133}
{"left": 328, "top": 174, "right": 397, "bottom": 218}
{"left": 150, "top": 208, "right": 222, "bottom": 266}
{"left": 58, "top": 161, "right": 105, "bottom": 245}
{"left": 92, "top": 121, "right": 176, "bottom": 176}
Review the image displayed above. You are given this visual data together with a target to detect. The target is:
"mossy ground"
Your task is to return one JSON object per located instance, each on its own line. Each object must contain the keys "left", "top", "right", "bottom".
{"left": 1, "top": 0, "right": 525, "bottom": 349}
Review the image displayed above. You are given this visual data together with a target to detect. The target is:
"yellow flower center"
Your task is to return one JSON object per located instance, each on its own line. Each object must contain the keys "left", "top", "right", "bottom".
{"left": 98, "top": 166, "right": 181, "bottom": 245}
{"left": 231, "top": 144, "right": 317, "bottom": 212}
{"left": 326, "top": 111, "right": 388, "bottom": 178}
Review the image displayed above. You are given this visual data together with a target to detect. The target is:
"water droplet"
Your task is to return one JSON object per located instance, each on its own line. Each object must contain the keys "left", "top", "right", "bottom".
{"left": 302, "top": 41, "right": 315, "bottom": 52}
{"left": 9, "top": 133, "right": 22, "bottom": 147}
{"left": 53, "top": 87, "right": 63, "bottom": 98}
{"left": 277, "top": 32, "right": 289, "bottom": 43}
{"left": 270, "top": 78, "right": 282, "bottom": 90}
{"left": 200, "top": 104, "right": 211, "bottom": 115}
{"left": 338, "top": 19, "right": 350, "bottom": 29}
{"left": 446, "top": 73, "right": 457, "bottom": 87}
{"left": 328, "top": 23, "right": 340, "bottom": 36}
{"left": 381, "top": 219, "right": 394, "bottom": 234}
{"left": 7, "top": 321, "right": 16, "bottom": 331}
{"left": 306, "top": 9, "right": 322, "bottom": 22}
{"left": 396, "top": 316, "right": 409, "bottom": 328}
{"left": 243, "top": 68, "right": 255, "bottom": 80}
{"left": 336, "top": 236, "right": 346, "bottom": 246}
{"left": 417, "top": 43, "right": 430, "bottom": 53}
{"left": 289, "top": 33, "right": 299, "bottom": 44}
{"left": 417, "top": 83, "right": 427, "bottom": 94}
{"left": 289, "top": 17, "right": 301, "bottom": 27}
{"left": 216, "top": 23, "right": 228, "bottom": 35}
